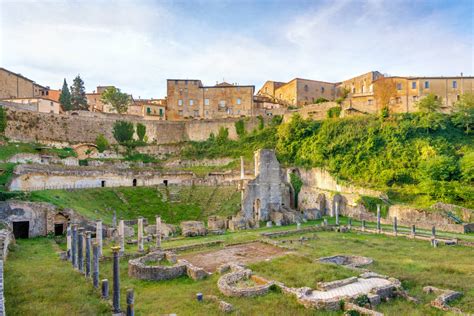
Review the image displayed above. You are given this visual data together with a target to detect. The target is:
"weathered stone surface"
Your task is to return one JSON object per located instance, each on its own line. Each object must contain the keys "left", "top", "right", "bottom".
{"left": 128, "top": 252, "right": 187, "bottom": 281}
{"left": 207, "top": 216, "right": 227, "bottom": 231}
{"left": 217, "top": 264, "right": 275, "bottom": 297}
{"left": 318, "top": 255, "right": 373, "bottom": 268}
{"left": 423, "top": 286, "right": 464, "bottom": 313}
{"left": 180, "top": 221, "right": 207, "bottom": 237}
{"left": 317, "top": 277, "right": 357, "bottom": 291}
{"left": 181, "top": 260, "right": 210, "bottom": 280}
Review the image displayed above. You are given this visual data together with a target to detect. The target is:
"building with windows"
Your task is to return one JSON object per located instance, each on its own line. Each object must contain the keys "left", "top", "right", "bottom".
{"left": 0, "top": 67, "right": 49, "bottom": 99}
{"left": 1, "top": 97, "right": 61, "bottom": 114}
{"left": 337, "top": 71, "right": 384, "bottom": 112}
{"left": 166, "top": 79, "right": 254, "bottom": 120}
{"left": 258, "top": 78, "right": 337, "bottom": 107}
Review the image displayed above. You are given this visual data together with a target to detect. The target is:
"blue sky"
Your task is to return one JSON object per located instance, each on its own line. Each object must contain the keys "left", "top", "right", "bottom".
{"left": 1, "top": 0, "right": 473, "bottom": 98}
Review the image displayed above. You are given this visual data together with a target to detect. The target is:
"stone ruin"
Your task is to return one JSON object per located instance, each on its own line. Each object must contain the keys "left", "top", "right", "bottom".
{"left": 423, "top": 286, "right": 465, "bottom": 314}
{"left": 318, "top": 255, "right": 373, "bottom": 269}
{"left": 217, "top": 263, "right": 276, "bottom": 297}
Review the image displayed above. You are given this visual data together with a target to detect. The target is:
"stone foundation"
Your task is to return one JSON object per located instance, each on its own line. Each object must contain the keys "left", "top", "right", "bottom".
{"left": 217, "top": 264, "right": 275, "bottom": 297}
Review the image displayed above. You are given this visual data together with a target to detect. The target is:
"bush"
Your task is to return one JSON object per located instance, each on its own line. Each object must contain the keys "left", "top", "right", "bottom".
{"left": 460, "top": 151, "right": 474, "bottom": 182}
{"left": 290, "top": 172, "right": 303, "bottom": 206}
{"left": 314, "top": 97, "right": 328, "bottom": 104}
{"left": 113, "top": 121, "right": 135, "bottom": 144}
{"left": 235, "top": 119, "right": 246, "bottom": 138}
{"left": 95, "top": 134, "right": 109, "bottom": 153}
{"left": 419, "top": 155, "right": 459, "bottom": 181}
{"left": 136, "top": 123, "right": 146, "bottom": 142}
{"left": 359, "top": 196, "right": 389, "bottom": 218}
{"left": 0, "top": 107, "right": 6, "bottom": 134}
{"left": 327, "top": 106, "right": 342, "bottom": 118}
{"left": 216, "top": 127, "right": 229, "bottom": 145}
{"left": 257, "top": 115, "right": 264, "bottom": 130}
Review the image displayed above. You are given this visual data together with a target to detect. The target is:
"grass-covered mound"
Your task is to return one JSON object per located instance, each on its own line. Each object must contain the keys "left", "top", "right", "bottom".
{"left": 30, "top": 185, "right": 241, "bottom": 225}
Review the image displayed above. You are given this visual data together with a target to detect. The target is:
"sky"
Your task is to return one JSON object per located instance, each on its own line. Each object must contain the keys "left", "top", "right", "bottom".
{"left": 0, "top": 0, "right": 473, "bottom": 98}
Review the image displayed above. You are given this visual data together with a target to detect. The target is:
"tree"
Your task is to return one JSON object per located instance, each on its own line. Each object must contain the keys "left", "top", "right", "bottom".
{"left": 101, "top": 87, "right": 131, "bottom": 114}
{"left": 95, "top": 134, "right": 109, "bottom": 153}
{"left": 452, "top": 93, "right": 474, "bottom": 134}
{"left": 113, "top": 121, "right": 135, "bottom": 144}
{"left": 416, "top": 93, "right": 442, "bottom": 113}
{"left": 0, "top": 107, "right": 6, "bottom": 134}
{"left": 59, "top": 79, "right": 72, "bottom": 111}
{"left": 70, "top": 75, "right": 88, "bottom": 111}
{"left": 235, "top": 119, "right": 246, "bottom": 138}
{"left": 136, "top": 123, "right": 146, "bottom": 142}
{"left": 314, "top": 97, "right": 329, "bottom": 104}
{"left": 216, "top": 127, "right": 229, "bottom": 144}
{"left": 374, "top": 78, "right": 397, "bottom": 113}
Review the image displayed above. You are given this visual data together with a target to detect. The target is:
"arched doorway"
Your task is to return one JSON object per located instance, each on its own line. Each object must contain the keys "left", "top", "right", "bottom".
{"left": 53, "top": 213, "right": 69, "bottom": 236}
{"left": 133, "top": 179, "right": 137, "bottom": 187}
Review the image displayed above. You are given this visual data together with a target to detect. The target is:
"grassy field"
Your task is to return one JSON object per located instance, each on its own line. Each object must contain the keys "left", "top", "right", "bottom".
{"left": 0, "top": 141, "right": 76, "bottom": 161}
{"left": 5, "top": 221, "right": 474, "bottom": 315}
{"left": 29, "top": 185, "right": 241, "bottom": 225}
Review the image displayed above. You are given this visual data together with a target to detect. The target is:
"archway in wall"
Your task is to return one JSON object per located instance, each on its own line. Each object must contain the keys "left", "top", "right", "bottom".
{"left": 332, "top": 194, "right": 346, "bottom": 217}
{"left": 316, "top": 193, "right": 326, "bottom": 216}
{"left": 133, "top": 179, "right": 137, "bottom": 187}
{"left": 13, "top": 221, "right": 29, "bottom": 239}
{"left": 54, "top": 213, "right": 69, "bottom": 236}
{"left": 253, "top": 199, "right": 261, "bottom": 222}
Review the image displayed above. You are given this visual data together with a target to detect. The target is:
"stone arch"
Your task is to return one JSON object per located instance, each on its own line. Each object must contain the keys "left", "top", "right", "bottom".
{"left": 53, "top": 212, "right": 69, "bottom": 236}
{"left": 133, "top": 179, "right": 137, "bottom": 187}
{"left": 72, "top": 143, "right": 99, "bottom": 159}
{"left": 316, "top": 193, "right": 327, "bottom": 215}
{"left": 332, "top": 194, "right": 347, "bottom": 217}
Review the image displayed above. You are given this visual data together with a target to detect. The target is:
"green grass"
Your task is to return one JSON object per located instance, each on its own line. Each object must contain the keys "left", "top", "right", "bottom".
{"left": 4, "top": 238, "right": 109, "bottom": 316}
{"left": 29, "top": 185, "right": 241, "bottom": 225}
{"left": 6, "top": 226, "right": 474, "bottom": 315}
{"left": 0, "top": 142, "right": 76, "bottom": 161}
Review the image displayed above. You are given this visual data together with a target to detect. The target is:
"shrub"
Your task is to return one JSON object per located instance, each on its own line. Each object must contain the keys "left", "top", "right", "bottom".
{"left": 95, "top": 134, "right": 109, "bottom": 153}
{"left": 359, "top": 196, "right": 389, "bottom": 218}
{"left": 136, "top": 123, "right": 146, "bottom": 142}
{"left": 113, "top": 121, "right": 135, "bottom": 144}
{"left": 235, "top": 119, "right": 246, "bottom": 138}
{"left": 270, "top": 115, "right": 283, "bottom": 126}
{"left": 460, "top": 151, "right": 474, "bottom": 182}
{"left": 290, "top": 172, "right": 303, "bottom": 207}
{"left": 314, "top": 97, "right": 328, "bottom": 104}
{"left": 216, "top": 127, "right": 229, "bottom": 145}
{"left": 0, "top": 107, "right": 6, "bottom": 134}
{"left": 419, "top": 155, "right": 459, "bottom": 181}
{"left": 416, "top": 93, "right": 442, "bottom": 113}
{"left": 327, "top": 106, "right": 342, "bottom": 118}
{"left": 257, "top": 115, "right": 264, "bottom": 130}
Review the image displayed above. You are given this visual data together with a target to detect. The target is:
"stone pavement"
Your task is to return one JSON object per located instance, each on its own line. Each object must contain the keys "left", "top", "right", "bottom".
{"left": 309, "top": 277, "right": 392, "bottom": 300}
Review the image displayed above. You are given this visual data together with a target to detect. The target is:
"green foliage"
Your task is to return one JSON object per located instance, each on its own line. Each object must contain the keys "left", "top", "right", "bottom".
{"left": 270, "top": 115, "right": 283, "bottom": 126}
{"left": 290, "top": 172, "right": 303, "bottom": 207}
{"left": 216, "top": 127, "right": 229, "bottom": 145}
{"left": 335, "top": 97, "right": 344, "bottom": 105}
{"left": 419, "top": 155, "right": 459, "bottom": 181}
{"left": 257, "top": 115, "right": 264, "bottom": 130}
{"left": 113, "top": 120, "right": 135, "bottom": 144}
{"left": 380, "top": 106, "right": 390, "bottom": 119}
{"left": 460, "top": 151, "right": 474, "bottom": 182}
{"left": 416, "top": 93, "right": 442, "bottom": 113}
{"left": 136, "top": 123, "right": 146, "bottom": 142}
{"left": 314, "top": 97, "right": 329, "bottom": 104}
{"left": 70, "top": 75, "right": 88, "bottom": 111}
{"left": 95, "top": 134, "right": 109, "bottom": 153}
{"left": 235, "top": 119, "right": 246, "bottom": 138}
{"left": 101, "top": 86, "right": 131, "bottom": 114}
{"left": 452, "top": 92, "right": 474, "bottom": 134}
{"left": 327, "top": 106, "right": 342, "bottom": 118}
{"left": 359, "top": 196, "right": 389, "bottom": 218}
{"left": 124, "top": 153, "right": 158, "bottom": 163}
{"left": 0, "top": 163, "right": 15, "bottom": 191}
{"left": 355, "top": 294, "right": 370, "bottom": 307}
{"left": 0, "top": 107, "right": 7, "bottom": 134}
{"left": 59, "top": 79, "right": 72, "bottom": 111}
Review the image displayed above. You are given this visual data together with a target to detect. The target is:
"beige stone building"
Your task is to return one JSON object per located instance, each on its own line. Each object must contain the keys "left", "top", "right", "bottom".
{"left": 258, "top": 78, "right": 337, "bottom": 107}
{"left": 1, "top": 97, "right": 61, "bottom": 114}
{"left": 337, "top": 71, "right": 384, "bottom": 112}
{"left": 0, "top": 67, "right": 49, "bottom": 99}
{"left": 134, "top": 99, "right": 166, "bottom": 120}
{"left": 167, "top": 80, "right": 254, "bottom": 120}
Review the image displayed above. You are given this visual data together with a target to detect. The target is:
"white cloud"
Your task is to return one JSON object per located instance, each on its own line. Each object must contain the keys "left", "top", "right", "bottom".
{"left": 0, "top": 0, "right": 472, "bottom": 98}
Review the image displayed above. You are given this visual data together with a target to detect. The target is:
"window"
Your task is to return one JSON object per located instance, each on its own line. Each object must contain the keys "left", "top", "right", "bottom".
{"left": 452, "top": 81, "right": 457, "bottom": 88}
{"left": 147, "top": 107, "right": 151, "bottom": 114}
{"left": 237, "top": 98, "right": 241, "bottom": 105}
{"left": 321, "top": 87, "right": 325, "bottom": 93}
{"left": 204, "top": 99, "right": 210, "bottom": 106}
{"left": 424, "top": 81, "right": 430, "bottom": 89}
{"left": 175, "top": 80, "right": 178, "bottom": 84}
{"left": 189, "top": 99, "right": 194, "bottom": 106}
{"left": 179, "top": 88, "right": 183, "bottom": 95}
{"left": 411, "top": 82, "right": 416, "bottom": 89}
{"left": 50, "top": 101, "right": 53, "bottom": 106}
{"left": 185, "top": 80, "right": 188, "bottom": 85}
{"left": 219, "top": 100, "right": 226, "bottom": 109}
{"left": 178, "top": 99, "right": 183, "bottom": 106}
{"left": 193, "top": 110, "right": 199, "bottom": 117}
{"left": 396, "top": 97, "right": 402, "bottom": 104}
{"left": 304, "top": 85, "right": 309, "bottom": 92}
{"left": 178, "top": 110, "right": 183, "bottom": 116}
{"left": 396, "top": 83, "right": 402, "bottom": 90}
{"left": 434, "top": 95, "right": 438, "bottom": 100}
{"left": 369, "top": 84, "right": 373, "bottom": 92}
{"left": 368, "top": 99, "right": 373, "bottom": 105}
{"left": 264, "top": 87, "right": 268, "bottom": 93}
{"left": 413, "top": 96, "right": 418, "bottom": 101}
{"left": 159, "top": 109, "right": 163, "bottom": 116}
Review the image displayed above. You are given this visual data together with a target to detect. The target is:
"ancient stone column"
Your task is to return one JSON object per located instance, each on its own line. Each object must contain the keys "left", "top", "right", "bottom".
{"left": 323, "top": 218, "right": 328, "bottom": 226}
{"left": 240, "top": 156, "right": 244, "bottom": 180}
{"left": 411, "top": 224, "right": 416, "bottom": 238}
{"left": 137, "top": 217, "right": 144, "bottom": 252}
{"left": 66, "top": 224, "right": 72, "bottom": 261}
{"left": 432, "top": 226, "right": 436, "bottom": 239}
{"left": 335, "top": 201, "right": 339, "bottom": 226}
{"left": 96, "top": 220, "right": 103, "bottom": 256}
{"left": 93, "top": 242, "right": 99, "bottom": 289}
{"left": 112, "top": 210, "right": 117, "bottom": 228}
{"left": 118, "top": 220, "right": 125, "bottom": 254}
{"left": 362, "top": 220, "right": 366, "bottom": 231}
{"left": 156, "top": 216, "right": 161, "bottom": 248}
{"left": 71, "top": 224, "right": 78, "bottom": 268}
{"left": 376, "top": 205, "right": 381, "bottom": 233}
{"left": 127, "top": 289, "right": 135, "bottom": 316}
{"left": 101, "top": 279, "right": 109, "bottom": 299}
{"left": 112, "top": 246, "right": 121, "bottom": 314}
{"left": 85, "top": 231, "right": 92, "bottom": 277}
{"left": 77, "top": 228, "right": 84, "bottom": 273}
{"left": 393, "top": 217, "right": 398, "bottom": 236}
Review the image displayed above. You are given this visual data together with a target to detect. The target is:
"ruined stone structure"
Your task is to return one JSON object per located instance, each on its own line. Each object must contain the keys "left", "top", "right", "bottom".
{"left": 217, "top": 263, "right": 275, "bottom": 297}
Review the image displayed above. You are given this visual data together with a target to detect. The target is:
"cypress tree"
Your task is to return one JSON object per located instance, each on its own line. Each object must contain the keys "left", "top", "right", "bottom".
{"left": 70, "top": 75, "right": 88, "bottom": 111}
{"left": 59, "top": 79, "right": 72, "bottom": 111}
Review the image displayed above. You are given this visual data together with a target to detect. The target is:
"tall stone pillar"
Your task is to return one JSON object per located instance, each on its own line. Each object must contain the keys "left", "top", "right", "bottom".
{"left": 137, "top": 217, "right": 144, "bottom": 252}
{"left": 432, "top": 226, "right": 436, "bottom": 239}
{"left": 127, "top": 289, "right": 135, "bottom": 316}
{"left": 362, "top": 220, "right": 366, "bottom": 231}
{"left": 93, "top": 242, "right": 99, "bottom": 288}
{"left": 348, "top": 217, "right": 352, "bottom": 229}
{"left": 411, "top": 224, "right": 416, "bottom": 238}
{"left": 240, "top": 156, "right": 245, "bottom": 179}
{"left": 118, "top": 220, "right": 125, "bottom": 254}
{"left": 72, "top": 224, "right": 78, "bottom": 268}
{"left": 85, "top": 231, "right": 92, "bottom": 277}
{"left": 96, "top": 220, "right": 103, "bottom": 256}
{"left": 112, "top": 210, "right": 117, "bottom": 228}
{"left": 77, "top": 228, "right": 84, "bottom": 273}
{"left": 335, "top": 201, "right": 339, "bottom": 225}
{"left": 376, "top": 205, "right": 381, "bottom": 233}
{"left": 112, "top": 246, "right": 121, "bottom": 314}
{"left": 156, "top": 216, "right": 161, "bottom": 248}
{"left": 393, "top": 217, "right": 398, "bottom": 236}
{"left": 66, "top": 224, "right": 72, "bottom": 261}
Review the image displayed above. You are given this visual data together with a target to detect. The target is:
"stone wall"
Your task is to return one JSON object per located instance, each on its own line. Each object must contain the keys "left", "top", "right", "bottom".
{"left": 3, "top": 107, "right": 260, "bottom": 146}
